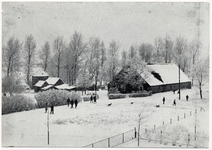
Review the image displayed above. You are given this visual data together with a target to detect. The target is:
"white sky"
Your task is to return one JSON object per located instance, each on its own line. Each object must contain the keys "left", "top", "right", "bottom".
{"left": 2, "top": 2, "right": 210, "bottom": 57}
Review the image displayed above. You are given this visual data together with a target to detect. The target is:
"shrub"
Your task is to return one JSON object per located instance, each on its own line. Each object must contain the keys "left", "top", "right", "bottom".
{"left": 108, "top": 94, "right": 126, "bottom": 99}
{"left": 2, "top": 95, "right": 36, "bottom": 115}
{"left": 35, "top": 89, "right": 81, "bottom": 108}
{"left": 2, "top": 75, "right": 25, "bottom": 96}
{"left": 108, "top": 86, "right": 120, "bottom": 94}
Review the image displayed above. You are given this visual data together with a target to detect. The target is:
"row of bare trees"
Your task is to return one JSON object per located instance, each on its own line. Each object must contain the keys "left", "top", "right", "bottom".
{"left": 2, "top": 31, "right": 209, "bottom": 98}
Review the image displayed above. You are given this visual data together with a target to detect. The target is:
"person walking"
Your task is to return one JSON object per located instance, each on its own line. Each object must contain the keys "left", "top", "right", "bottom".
{"left": 173, "top": 99, "right": 176, "bottom": 106}
{"left": 90, "top": 95, "right": 93, "bottom": 103}
{"left": 50, "top": 104, "right": 54, "bottom": 114}
{"left": 45, "top": 102, "right": 48, "bottom": 113}
{"left": 74, "top": 99, "right": 78, "bottom": 108}
{"left": 94, "top": 95, "right": 96, "bottom": 103}
{"left": 186, "top": 95, "right": 189, "bottom": 101}
{"left": 173, "top": 89, "right": 175, "bottom": 94}
{"left": 67, "top": 98, "right": 71, "bottom": 107}
{"left": 70, "top": 100, "right": 74, "bottom": 109}
{"left": 162, "top": 97, "right": 165, "bottom": 105}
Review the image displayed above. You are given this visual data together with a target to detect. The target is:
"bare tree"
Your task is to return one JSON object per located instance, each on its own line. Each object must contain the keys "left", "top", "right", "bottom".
{"left": 2, "top": 37, "right": 22, "bottom": 76}
{"left": 23, "top": 34, "right": 36, "bottom": 86}
{"left": 193, "top": 58, "right": 209, "bottom": 99}
{"left": 138, "top": 43, "right": 153, "bottom": 63}
{"left": 137, "top": 108, "right": 150, "bottom": 146}
{"left": 99, "top": 41, "right": 107, "bottom": 88}
{"left": 107, "top": 40, "right": 120, "bottom": 81}
{"left": 39, "top": 41, "right": 51, "bottom": 71}
{"left": 189, "top": 39, "right": 201, "bottom": 86}
{"left": 163, "top": 34, "right": 174, "bottom": 63}
{"left": 174, "top": 36, "right": 188, "bottom": 100}
{"left": 154, "top": 37, "right": 164, "bottom": 63}
{"left": 121, "top": 50, "right": 127, "bottom": 67}
{"left": 69, "top": 31, "right": 87, "bottom": 85}
{"left": 52, "top": 36, "right": 66, "bottom": 78}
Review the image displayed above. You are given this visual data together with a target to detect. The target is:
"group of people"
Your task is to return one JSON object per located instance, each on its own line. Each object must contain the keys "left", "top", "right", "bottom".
{"left": 90, "top": 94, "right": 97, "bottom": 103}
{"left": 45, "top": 102, "right": 54, "bottom": 114}
{"left": 162, "top": 95, "right": 189, "bottom": 106}
{"left": 67, "top": 98, "right": 78, "bottom": 108}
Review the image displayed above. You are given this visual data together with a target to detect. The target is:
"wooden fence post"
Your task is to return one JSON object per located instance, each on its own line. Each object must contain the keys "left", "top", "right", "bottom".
{"left": 122, "top": 133, "right": 124, "bottom": 143}
{"left": 108, "top": 138, "right": 110, "bottom": 147}
{"left": 184, "top": 113, "right": 186, "bottom": 118}
{"left": 178, "top": 116, "right": 179, "bottom": 121}
{"left": 134, "top": 127, "right": 137, "bottom": 138}
{"left": 170, "top": 119, "right": 172, "bottom": 124}
{"left": 92, "top": 143, "right": 94, "bottom": 148}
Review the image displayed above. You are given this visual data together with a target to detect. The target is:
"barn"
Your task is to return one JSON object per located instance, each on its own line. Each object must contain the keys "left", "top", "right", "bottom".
{"left": 109, "top": 64, "right": 191, "bottom": 94}
{"left": 141, "top": 64, "right": 191, "bottom": 93}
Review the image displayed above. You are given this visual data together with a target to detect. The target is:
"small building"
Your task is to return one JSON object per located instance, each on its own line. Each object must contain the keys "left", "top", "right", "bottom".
{"left": 41, "top": 77, "right": 64, "bottom": 91}
{"left": 32, "top": 71, "right": 49, "bottom": 89}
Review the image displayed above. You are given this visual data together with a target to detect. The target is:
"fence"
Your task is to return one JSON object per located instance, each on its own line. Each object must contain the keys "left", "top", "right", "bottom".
{"left": 138, "top": 128, "right": 209, "bottom": 148}
{"left": 84, "top": 128, "right": 136, "bottom": 148}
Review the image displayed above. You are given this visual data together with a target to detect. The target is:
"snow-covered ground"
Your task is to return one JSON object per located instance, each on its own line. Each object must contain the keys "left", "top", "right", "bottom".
{"left": 2, "top": 85, "right": 209, "bottom": 148}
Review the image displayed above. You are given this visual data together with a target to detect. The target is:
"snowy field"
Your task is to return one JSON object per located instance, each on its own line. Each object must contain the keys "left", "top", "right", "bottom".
{"left": 2, "top": 84, "right": 209, "bottom": 148}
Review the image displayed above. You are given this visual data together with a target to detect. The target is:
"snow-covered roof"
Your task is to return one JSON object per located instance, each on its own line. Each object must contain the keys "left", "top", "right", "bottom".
{"left": 141, "top": 71, "right": 163, "bottom": 86}
{"left": 141, "top": 64, "right": 191, "bottom": 86}
{"left": 41, "top": 85, "right": 54, "bottom": 90}
{"left": 34, "top": 80, "right": 46, "bottom": 87}
{"left": 55, "top": 84, "right": 76, "bottom": 90}
{"left": 45, "top": 77, "right": 61, "bottom": 85}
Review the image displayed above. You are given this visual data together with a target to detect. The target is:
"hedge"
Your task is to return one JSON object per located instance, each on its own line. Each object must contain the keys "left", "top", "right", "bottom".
{"left": 108, "top": 91, "right": 152, "bottom": 99}
{"left": 108, "top": 94, "right": 127, "bottom": 99}
{"left": 129, "top": 91, "right": 152, "bottom": 97}
{"left": 34, "top": 89, "right": 82, "bottom": 108}
{"left": 2, "top": 95, "right": 36, "bottom": 115}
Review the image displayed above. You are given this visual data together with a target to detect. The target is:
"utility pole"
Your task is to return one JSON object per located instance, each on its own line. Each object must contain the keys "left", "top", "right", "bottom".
{"left": 47, "top": 108, "right": 50, "bottom": 145}
{"left": 178, "top": 64, "right": 181, "bottom": 100}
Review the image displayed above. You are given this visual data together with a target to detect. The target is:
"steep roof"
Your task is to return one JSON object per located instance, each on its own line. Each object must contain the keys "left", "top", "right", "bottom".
{"left": 34, "top": 80, "right": 46, "bottom": 87}
{"left": 45, "top": 77, "right": 62, "bottom": 85}
{"left": 41, "top": 85, "right": 54, "bottom": 90}
{"left": 141, "top": 64, "right": 191, "bottom": 86}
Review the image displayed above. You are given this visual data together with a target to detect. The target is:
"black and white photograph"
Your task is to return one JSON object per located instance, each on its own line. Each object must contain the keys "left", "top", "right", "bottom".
{"left": 1, "top": 1, "right": 210, "bottom": 148}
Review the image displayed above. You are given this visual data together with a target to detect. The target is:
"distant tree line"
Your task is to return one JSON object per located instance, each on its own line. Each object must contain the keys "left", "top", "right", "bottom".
{"left": 2, "top": 32, "right": 209, "bottom": 98}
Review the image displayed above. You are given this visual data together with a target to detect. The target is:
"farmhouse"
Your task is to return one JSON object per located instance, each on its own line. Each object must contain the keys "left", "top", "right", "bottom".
{"left": 109, "top": 64, "right": 191, "bottom": 94}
